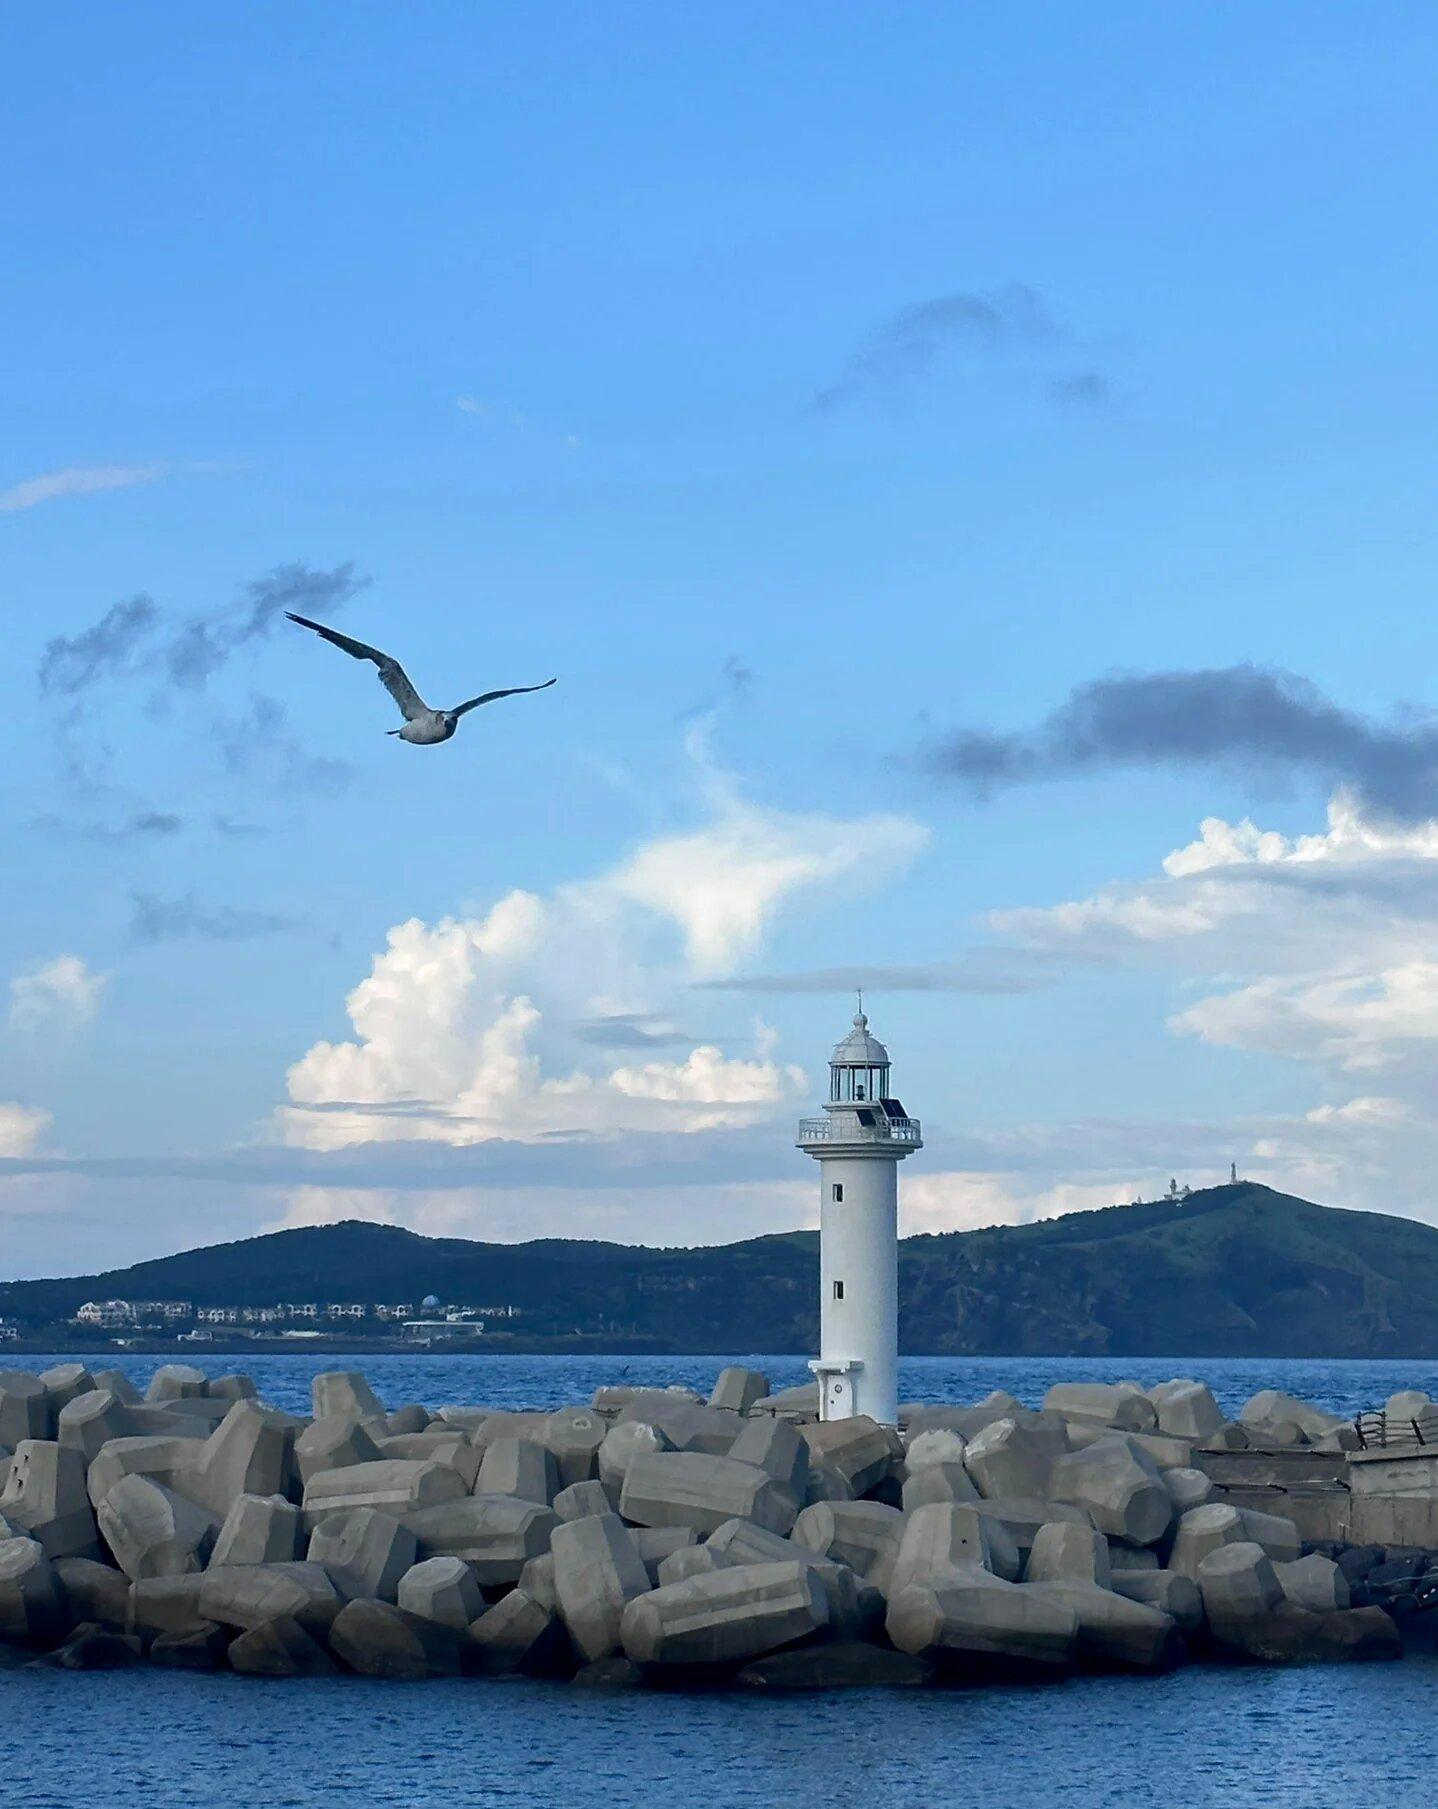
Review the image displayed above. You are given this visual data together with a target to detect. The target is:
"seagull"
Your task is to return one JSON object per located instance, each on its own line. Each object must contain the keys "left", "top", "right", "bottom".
{"left": 286, "top": 613, "right": 556, "bottom": 744}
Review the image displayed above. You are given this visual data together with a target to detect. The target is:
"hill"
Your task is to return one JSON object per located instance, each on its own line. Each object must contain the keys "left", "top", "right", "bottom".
{"left": 7, "top": 1182, "right": 1438, "bottom": 1356}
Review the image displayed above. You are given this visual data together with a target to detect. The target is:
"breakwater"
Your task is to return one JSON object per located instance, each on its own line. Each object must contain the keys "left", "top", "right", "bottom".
{"left": 0, "top": 1361, "right": 1425, "bottom": 1681}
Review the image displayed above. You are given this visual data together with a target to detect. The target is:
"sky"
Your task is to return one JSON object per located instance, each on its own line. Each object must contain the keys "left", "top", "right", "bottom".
{"left": 6, "top": 5, "right": 1438, "bottom": 1275}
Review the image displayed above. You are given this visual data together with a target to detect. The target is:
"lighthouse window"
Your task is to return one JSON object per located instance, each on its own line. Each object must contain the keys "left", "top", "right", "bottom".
{"left": 833, "top": 1281, "right": 845, "bottom": 1300}
{"left": 831, "top": 1183, "right": 843, "bottom": 1203}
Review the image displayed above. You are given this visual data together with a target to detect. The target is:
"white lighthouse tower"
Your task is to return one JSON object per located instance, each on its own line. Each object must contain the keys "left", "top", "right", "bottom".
{"left": 796, "top": 1003, "right": 921, "bottom": 1427}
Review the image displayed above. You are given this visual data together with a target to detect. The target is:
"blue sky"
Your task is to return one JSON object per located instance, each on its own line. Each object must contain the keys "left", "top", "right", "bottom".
{"left": 6, "top": 5, "right": 1438, "bottom": 1274}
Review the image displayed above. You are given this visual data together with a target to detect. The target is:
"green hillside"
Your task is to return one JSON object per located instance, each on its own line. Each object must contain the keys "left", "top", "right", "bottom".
{"left": 6, "top": 1182, "right": 1438, "bottom": 1356}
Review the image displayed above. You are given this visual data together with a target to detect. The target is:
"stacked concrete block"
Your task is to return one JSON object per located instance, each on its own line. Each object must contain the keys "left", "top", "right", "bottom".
{"left": 544, "top": 1408, "right": 608, "bottom": 1487}
{"left": 1147, "top": 1380, "right": 1224, "bottom": 1442}
{"left": 709, "top": 1368, "right": 770, "bottom": 1413}
{"left": 1024, "top": 1521, "right": 1112, "bottom": 1588}
{"left": 39, "top": 1365, "right": 97, "bottom": 1415}
{"left": 631, "top": 1526, "right": 696, "bottom": 1583}
{"left": 0, "top": 1372, "right": 51, "bottom": 1446}
{"left": 904, "top": 1429, "right": 968, "bottom": 1470}
{"left": 1196, "top": 1541, "right": 1283, "bottom": 1641}
{"left": 329, "top": 1599, "right": 462, "bottom": 1677}
{"left": 1169, "top": 1504, "right": 1249, "bottom": 1578}
{"left": 1023, "top": 1579, "right": 1183, "bottom": 1670}
{"left": 1043, "top": 1383, "right": 1157, "bottom": 1433}
{"left": 478, "top": 1437, "right": 559, "bottom": 1505}
{"left": 551, "top": 1513, "right": 652, "bottom": 1661}
{"left": 621, "top": 1561, "right": 830, "bottom": 1668}
{"left": 554, "top": 1480, "right": 614, "bottom": 1522}
{"left": 801, "top": 1418, "right": 897, "bottom": 1496}
{"left": 727, "top": 1416, "right": 810, "bottom": 1495}
{"left": 963, "top": 1418, "right": 1061, "bottom": 1499}
{"left": 54, "top": 1555, "right": 131, "bottom": 1629}
{"left": 129, "top": 1575, "right": 210, "bottom": 1637}
{"left": 403, "top": 1495, "right": 558, "bottom": 1585}
{"left": 597, "top": 1421, "right": 672, "bottom": 1494}
{"left": 887, "top": 1566, "right": 1080, "bottom": 1668}
{"left": 1274, "top": 1553, "right": 1349, "bottom": 1613}
{"left": 0, "top": 1441, "right": 100, "bottom": 1559}
{"left": 1047, "top": 1439, "right": 1171, "bottom": 1545}
{"left": 295, "top": 1415, "right": 382, "bottom": 1487}
{"left": 311, "top": 1372, "right": 384, "bottom": 1422}
{"left": 790, "top": 1500, "right": 904, "bottom": 1591}
{"left": 620, "top": 1452, "right": 799, "bottom": 1538}
{"left": 97, "top": 1476, "right": 214, "bottom": 1580}
{"left": 308, "top": 1507, "right": 418, "bottom": 1601}
{"left": 376, "top": 1432, "right": 480, "bottom": 1489}
{"left": 198, "top": 1561, "right": 344, "bottom": 1635}
{"left": 888, "top": 1502, "right": 1019, "bottom": 1595}
{"left": 618, "top": 1397, "right": 741, "bottom": 1456}
{"left": 229, "top": 1615, "right": 337, "bottom": 1676}
{"left": 1110, "top": 1568, "right": 1203, "bottom": 1632}
{"left": 146, "top": 1366, "right": 209, "bottom": 1404}
{"left": 302, "top": 1458, "right": 467, "bottom": 1523}
{"left": 397, "top": 1555, "right": 484, "bottom": 1628}
{"left": 902, "top": 1463, "right": 980, "bottom": 1512}
{"left": 0, "top": 1536, "right": 67, "bottom": 1645}
{"left": 469, "top": 1587, "right": 570, "bottom": 1676}
{"left": 1163, "top": 1467, "right": 1215, "bottom": 1514}
{"left": 210, "top": 1494, "right": 301, "bottom": 1567}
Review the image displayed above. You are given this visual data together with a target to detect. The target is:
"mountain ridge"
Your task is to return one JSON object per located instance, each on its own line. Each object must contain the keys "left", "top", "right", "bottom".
{"left": 6, "top": 1182, "right": 1438, "bottom": 1356}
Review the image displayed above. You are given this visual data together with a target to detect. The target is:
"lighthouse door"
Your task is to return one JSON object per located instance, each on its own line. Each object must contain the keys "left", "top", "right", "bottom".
{"left": 823, "top": 1371, "right": 854, "bottom": 1421}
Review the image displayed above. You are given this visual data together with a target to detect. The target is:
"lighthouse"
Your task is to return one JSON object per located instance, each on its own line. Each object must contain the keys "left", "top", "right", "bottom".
{"left": 796, "top": 1005, "right": 921, "bottom": 1427}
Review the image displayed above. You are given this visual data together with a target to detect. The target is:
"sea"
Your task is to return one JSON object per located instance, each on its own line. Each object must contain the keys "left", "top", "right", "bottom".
{"left": 7, "top": 1350, "right": 1438, "bottom": 1809}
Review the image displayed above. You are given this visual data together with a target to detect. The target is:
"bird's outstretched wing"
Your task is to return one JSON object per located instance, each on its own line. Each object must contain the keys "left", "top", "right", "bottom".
{"left": 286, "top": 612, "right": 428, "bottom": 721}
{"left": 451, "top": 677, "right": 558, "bottom": 718}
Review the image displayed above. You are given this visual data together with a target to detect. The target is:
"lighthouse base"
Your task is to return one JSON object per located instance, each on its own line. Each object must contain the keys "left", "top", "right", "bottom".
{"left": 809, "top": 1357, "right": 864, "bottom": 1422}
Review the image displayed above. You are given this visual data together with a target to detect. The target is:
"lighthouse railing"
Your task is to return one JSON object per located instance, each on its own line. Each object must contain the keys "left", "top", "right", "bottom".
{"left": 797, "top": 1114, "right": 922, "bottom": 1146}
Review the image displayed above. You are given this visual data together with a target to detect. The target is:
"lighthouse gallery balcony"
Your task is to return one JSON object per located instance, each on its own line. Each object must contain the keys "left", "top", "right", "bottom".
{"left": 797, "top": 1108, "right": 922, "bottom": 1149}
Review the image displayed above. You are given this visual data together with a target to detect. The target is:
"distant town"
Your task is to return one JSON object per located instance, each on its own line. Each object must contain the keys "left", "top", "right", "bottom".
{"left": 0, "top": 1295, "right": 523, "bottom": 1347}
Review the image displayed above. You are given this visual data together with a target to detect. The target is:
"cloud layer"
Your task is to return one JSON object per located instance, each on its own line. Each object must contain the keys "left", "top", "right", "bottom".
{"left": 926, "top": 665, "right": 1438, "bottom": 823}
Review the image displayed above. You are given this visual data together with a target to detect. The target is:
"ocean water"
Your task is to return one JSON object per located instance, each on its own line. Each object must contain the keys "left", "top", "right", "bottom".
{"left": 7, "top": 1352, "right": 1437, "bottom": 1809}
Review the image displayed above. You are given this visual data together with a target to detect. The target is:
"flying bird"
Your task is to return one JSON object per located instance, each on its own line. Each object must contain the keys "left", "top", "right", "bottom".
{"left": 286, "top": 613, "right": 556, "bottom": 744}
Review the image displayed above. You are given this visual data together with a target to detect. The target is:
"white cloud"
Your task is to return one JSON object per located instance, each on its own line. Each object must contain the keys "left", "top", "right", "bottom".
{"left": 8, "top": 955, "right": 108, "bottom": 1032}
{"left": 282, "top": 744, "right": 926, "bottom": 1153}
{"left": 0, "top": 463, "right": 165, "bottom": 513}
{"left": 901, "top": 1170, "right": 1153, "bottom": 1236}
{"left": 0, "top": 1103, "right": 52, "bottom": 1158}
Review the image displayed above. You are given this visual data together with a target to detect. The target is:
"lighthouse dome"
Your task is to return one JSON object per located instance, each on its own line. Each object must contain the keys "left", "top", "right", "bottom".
{"left": 831, "top": 1012, "right": 890, "bottom": 1067}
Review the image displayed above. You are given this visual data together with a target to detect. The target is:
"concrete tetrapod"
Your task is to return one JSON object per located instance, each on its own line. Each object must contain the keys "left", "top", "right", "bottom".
{"left": 1023, "top": 1581, "right": 1183, "bottom": 1670}
{"left": 1168, "top": 1504, "right": 1248, "bottom": 1578}
{"left": 0, "top": 1373, "right": 50, "bottom": 1447}
{"left": 709, "top": 1369, "right": 770, "bottom": 1414}
{"left": 1043, "top": 1384, "right": 1157, "bottom": 1433}
{"left": 302, "top": 1459, "right": 467, "bottom": 1525}
{"left": 963, "top": 1418, "right": 1066, "bottom": 1499}
{"left": 554, "top": 1480, "right": 614, "bottom": 1522}
{"left": 308, "top": 1506, "right": 418, "bottom": 1601}
{"left": 800, "top": 1418, "right": 897, "bottom": 1495}
{"left": 294, "top": 1416, "right": 382, "bottom": 1488}
{"left": 704, "top": 1517, "right": 884, "bottom": 1639}
{"left": 543, "top": 1409, "right": 607, "bottom": 1488}
{"left": 38, "top": 1365, "right": 97, "bottom": 1416}
{"left": 620, "top": 1452, "right": 800, "bottom": 1538}
{"left": 397, "top": 1555, "right": 484, "bottom": 1629}
{"left": 1274, "top": 1554, "right": 1349, "bottom": 1613}
{"left": 402, "top": 1495, "right": 558, "bottom": 1585}
{"left": 0, "top": 1440, "right": 100, "bottom": 1559}
{"left": 727, "top": 1417, "right": 810, "bottom": 1496}
{"left": 904, "top": 1429, "right": 968, "bottom": 1470}
{"left": 229, "top": 1615, "right": 338, "bottom": 1677}
{"left": 129, "top": 1575, "right": 210, "bottom": 1637}
{"left": 1047, "top": 1439, "right": 1171, "bottom": 1545}
{"left": 211, "top": 1494, "right": 302, "bottom": 1567}
{"left": 1025, "top": 1521, "right": 1112, "bottom": 1588}
{"left": 329, "top": 1598, "right": 463, "bottom": 1678}
{"left": 551, "top": 1512, "right": 653, "bottom": 1661}
{"left": 790, "top": 1501, "right": 905, "bottom": 1592}
{"left": 1148, "top": 1381, "right": 1225, "bottom": 1442}
{"left": 477, "top": 1438, "right": 559, "bottom": 1506}
{"left": 616, "top": 1398, "right": 742, "bottom": 1457}
{"left": 887, "top": 1564, "right": 1080, "bottom": 1669}
{"left": 468, "top": 1587, "right": 572, "bottom": 1677}
{"left": 887, "top": 1502, "right": 1020, "bottom": 1595}
{"left": 0, "top": 1536, "right": 66, "bottom": 1645}
{"left": 1196, "top": 1541, "right": 1284, "bottom": 1643}
{"left": 97, "top": 1475, "right": 214, "bottom": 1580}
{"left": 311, "top": 1372, "right": 384, "bottom": 1423}
{"left": 902, "top": 1463, "right": 981, "bottom": 1512}
{"left": 199, "top": 1562, "right": 345, "bottom": 1634}
{"left": 146, "top": 1366, "right": 209, "bottom": 1404}
{"left": 597, "top": 1422, "right": 672, "bottom": 1495}
{"left": 54, "top": 1555, "right": 131, "bottom": 1629}
{"left": 1110, "top": 1568, "right": 1204, "bottom": 1633}
{"left": 621, "top": 1560, "right": 830, "bottom": 1669}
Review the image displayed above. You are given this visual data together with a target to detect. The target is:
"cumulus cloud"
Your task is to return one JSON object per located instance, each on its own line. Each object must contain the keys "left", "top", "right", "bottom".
{"left": 281, "top": 748, "right": 925, "bottom": 1152}
{"left": 0, "top": 1104, "right": 52, "bottom": 1158}
{"left": 1, "top": 463, "right": 165, "bottom": 513}
{"left": 992, "top": 788, "right": 1438, "bottom": 1217}
{"left": 925, "top": 666, "right": 1438, "bottom": 824}
{"left": 8, "top": 956, "right": 107, "bottom": 1033}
